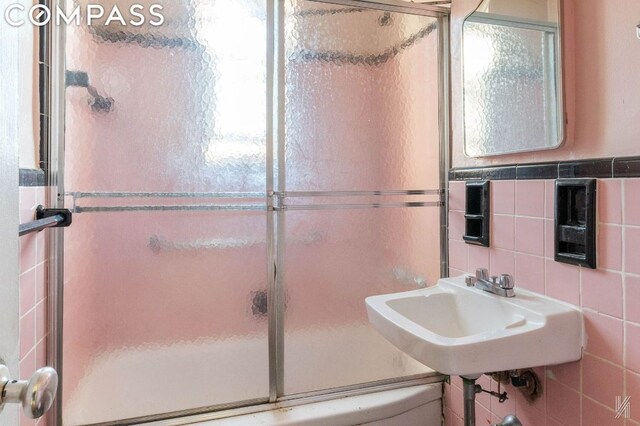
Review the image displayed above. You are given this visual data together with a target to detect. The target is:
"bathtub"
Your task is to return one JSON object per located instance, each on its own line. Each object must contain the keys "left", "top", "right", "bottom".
{"left": 65, "top": 325, "right": 441, "bottom": 425}
{"left": 186, "top": 384, "right": 443, "bottom": 426}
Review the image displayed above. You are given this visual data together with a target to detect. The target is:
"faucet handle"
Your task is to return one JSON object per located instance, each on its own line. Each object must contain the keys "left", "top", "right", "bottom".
{"left": 465, "top": 275, "right": 476, "bottom": 286}
{"left": 499, "top": 274, "right": 514, "bottom": 289}
{"left": 475, "top": 268, "right": 489, "bottom": 281}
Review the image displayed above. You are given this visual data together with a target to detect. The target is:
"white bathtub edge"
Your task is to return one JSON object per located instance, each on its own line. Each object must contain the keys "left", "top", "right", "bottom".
{"left": 191, "top": 383, "right": 442, "bottom": 426}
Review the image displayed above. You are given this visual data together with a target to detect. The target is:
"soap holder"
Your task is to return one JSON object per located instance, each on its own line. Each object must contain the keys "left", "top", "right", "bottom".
{"left": 554, "top": 179, "right": 596, "bottom": 268}
{"left": 463, "top": 181, "right": 490, "bottom": 247}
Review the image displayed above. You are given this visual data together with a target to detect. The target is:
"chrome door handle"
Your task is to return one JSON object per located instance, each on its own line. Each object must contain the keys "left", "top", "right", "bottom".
{"left": 0, "top": 364, "right": 58, "bottom": 419}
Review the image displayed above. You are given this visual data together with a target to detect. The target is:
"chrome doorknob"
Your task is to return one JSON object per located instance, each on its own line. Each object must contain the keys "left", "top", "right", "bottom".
{"left": 0, "top": 364, "right": 58, "bottom": 419}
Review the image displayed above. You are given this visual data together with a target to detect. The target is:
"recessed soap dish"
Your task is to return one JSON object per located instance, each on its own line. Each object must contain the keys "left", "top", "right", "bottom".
{"left": 554, "top": 179, "right": 596, "bottom": 268}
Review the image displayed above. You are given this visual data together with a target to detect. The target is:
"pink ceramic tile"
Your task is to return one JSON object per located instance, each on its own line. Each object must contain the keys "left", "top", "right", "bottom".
{"left": 547, "top": 360, "right": 581, "bottom": 391}
{"left": 582, "top": 354, "right": 624, "bottom": 408}
{"left": 626, "top": 322, "right": 640, "bottom": 373}
{"left": 20, "top": 235, "right": 37, "bottom": 274}
{"left": 449, "top": 181, "right": 466, "bottom": 212}
{"left": 489, "top": 381, "right": 516, "bottom": 420}
{"left": 624, "top": 179, "right": 640, "bottom": 226}
{"left": 450, "top": 375, "right": 463, "bottom": 389}
{"left": 582, "top": 396, "right": 623, "bottom": 426}
{"left": 491, "top": 180, "right": 515, "bottom": 215}
{"left": 547, "top": 418, "right": 564, "bottom": 426}
{"left": 19, "top": 187, "right": 37, "bottom": 224}
{"left": 515, "top": 217, "right": 544, "bottom": 256}
{"left": 515, "top": 253, "right": 545, "bottom": 294}
{"left": 19, "top": 268, "right": 36, "bottom": 317}
{"left": 19, "top": 348, "right": 36, "bottom": 379}
{"left": 545, "top": 179, "right": 555, "bottom": 219}
{"left": 444, "top": 408, "right": 459, "bottom": 426}
{"left": 583, "top": 310, "right": 624, "bottom": 365}
{"left": 36, "top": 301, "right": 47, "bottom": 343}
{"left": 446, "top": 381, "right": 464, "bottom": 418}
{"left": 515, "top": 181, "right": 545, "bottom": 218}
{"left": 598, "top": 179, "right": 622, "bottom": 224}
{"left": 35, "top": 187, "right": 46, "bottom": 207}
{"left": 545, "top": 259, "right": 580, "bottom": 305}
{"left": 514, "top": 402, "right": 546, "bottom": 426}
{"left": 599, "top": 224, "right": 623, "bottom": 271}
{"left": 19, "top": 309, "right": 35, "bottom": 359}
{"left": 474, "top": 402, "right": 491, "bottom": 425}
{"left": 449, "top": 211, "right": 465, "bottom": 241}
{"left": 546, "top": 379, "right": 581, "bottom": 426}
{"left": 581, "top": 269, "right": 623, "bottom": 318}
{"left": 36, "top": 231, "right": 47, "bottom": 265}
{"left": 628, "top": 370, "right": 640, "bottom": 423}
{"left": 468, "top": 245, "right": 490, "bottom": 275}
{"left": 449, "top": 240, "right": 468, "bottom": 272}
{"left": 474, "top": 375, "right": 492, "bottom": 409}
{"left": 35, "top": 262, "right": 47, "bottom": 303}
{"left": 627, "top": 274, "right": 640, "bottom": 324}
{"left": 489, "top": 249, "right": 515, "bottom": 277}
{"left": 449, "top": 268, "right": 466, "bottom": 277}
{"left": 544, "top": 219, "right": 555, "bottom": 259}
{"left": 36, "top": 340, "right": 46, "bottom": 369}
{"left": 444, "top": 384, "right": 454, "bottom": 413}
{"left": 514, "top": 375, "right": 546, "bottom": 414}
{"left": 20, "top": 410, "right": 37, "bottom": 426}
{"left": 625, "top": 227, "right": 640, "bottom": 275}
{"left": 492, "top": 214, "right": 515, "bottom": 250}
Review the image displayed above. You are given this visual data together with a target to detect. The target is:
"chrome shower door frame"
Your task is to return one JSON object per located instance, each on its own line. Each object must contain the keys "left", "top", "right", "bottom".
{"left": 47, "top": 1, "right": 451, "bottom": 424}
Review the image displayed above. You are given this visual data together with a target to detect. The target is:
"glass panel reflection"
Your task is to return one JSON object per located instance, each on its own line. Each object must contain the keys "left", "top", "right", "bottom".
{"left": 65, "top": 0, "right": 267, "bottom": 194}
{"left": 284, "top": 0, "right": 441, "bottom": 191}
{"left": 283, "top": 207, "right": 439, "bottom": 395}
{"left": 62, "top": 211, "right": 268, "bottom": 424}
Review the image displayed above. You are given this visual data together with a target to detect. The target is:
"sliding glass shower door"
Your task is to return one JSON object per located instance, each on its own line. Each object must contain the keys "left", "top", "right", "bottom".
{"left": 61, "top": 1, "right": 270, "bottom": 424}
{"left": 57, "top": 0, "right": 446, "bottom": 424}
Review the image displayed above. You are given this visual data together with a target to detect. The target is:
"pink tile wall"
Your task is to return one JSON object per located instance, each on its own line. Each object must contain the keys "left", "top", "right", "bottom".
{"left": 19, "top": 187, "right": 49, "bottom": 426}
{"left": 446, "top": 178, "right": 640, "bottom": 426}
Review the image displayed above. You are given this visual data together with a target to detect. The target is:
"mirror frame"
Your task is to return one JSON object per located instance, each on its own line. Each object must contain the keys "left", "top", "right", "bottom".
{"left": 453, "top": 0, "right": 566, "bottom": 159}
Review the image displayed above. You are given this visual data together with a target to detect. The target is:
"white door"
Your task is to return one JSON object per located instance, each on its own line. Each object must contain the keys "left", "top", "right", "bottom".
{"left": 0, "top": 8, "right": 24, "bottom": 425}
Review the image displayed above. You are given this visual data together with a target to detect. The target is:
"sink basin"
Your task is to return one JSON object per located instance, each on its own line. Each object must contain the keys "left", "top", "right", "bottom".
{"left": 366, "top": 275, "right": 585, "bottom": 377}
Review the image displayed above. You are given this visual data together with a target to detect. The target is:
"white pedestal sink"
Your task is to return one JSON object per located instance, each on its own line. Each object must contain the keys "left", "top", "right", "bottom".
{"left": 366, "top": 275, "right": 585, "bottom": 377}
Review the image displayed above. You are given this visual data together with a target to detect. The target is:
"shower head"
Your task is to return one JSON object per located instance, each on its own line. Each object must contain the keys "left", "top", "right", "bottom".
{"left": 66, "top": 70, "right": 114, "bottom": 113}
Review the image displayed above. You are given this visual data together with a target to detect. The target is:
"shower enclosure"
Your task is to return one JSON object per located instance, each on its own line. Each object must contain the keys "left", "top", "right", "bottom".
{"left": 48, "top": 0, "right": 450, "bottom": 424}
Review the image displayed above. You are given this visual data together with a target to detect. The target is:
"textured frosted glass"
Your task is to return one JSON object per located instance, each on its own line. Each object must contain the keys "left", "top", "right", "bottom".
{"left": 64, "top": 0, "right": 267, "bottom": 193}
{"left": 62, "top": 211, "right": 268, "bottom": 425}
{"left": 463, "top": 18, "right": 559, "bottom": 156}
{"left": 284, "top": 0, "right": 440, "bottom": 191}
{"left": 62, "top": 1, "right": 268, "bottom": 423}
{"left": 283, "top": 208, "right": 439, "bottom": 395}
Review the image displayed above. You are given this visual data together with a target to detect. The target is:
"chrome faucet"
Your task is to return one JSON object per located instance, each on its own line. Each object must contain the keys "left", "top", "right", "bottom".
{"left": 465, "top": 268, "right": 516, "bottom": 298}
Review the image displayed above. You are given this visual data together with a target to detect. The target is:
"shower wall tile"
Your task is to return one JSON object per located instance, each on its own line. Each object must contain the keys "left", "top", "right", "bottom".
{"left": 598, "top": 224, "right": 623, "bottom": 271}
{"left": 18, "top": 186, "right": 49, "bottom": 426}
{"left": 581, "top": 396, "right": 624, "bottom": 426}
{"left": 599, "top": 179, "right": 622, "bottom": 224}
{"left": 446, "top": 177, "right": 640, "bottom": 426}
{"left": 515, "top": 180, "right": 545, "bottom": 217}
{"left": 491, "top": 180, "right": 515, "bottom": 215}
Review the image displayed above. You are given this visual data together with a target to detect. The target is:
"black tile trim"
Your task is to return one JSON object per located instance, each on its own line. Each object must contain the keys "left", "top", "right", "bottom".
{"left": 449, "top": 156, "right": 640, "bottom": 181}
{"left": 19, "top": 169, "right": 46, "bottom": 187}
{"left": 517, "top": 163, "right": 559, "bottom": 180}
{"left": 613, "top": 157, "right": 640, "bottom": 177}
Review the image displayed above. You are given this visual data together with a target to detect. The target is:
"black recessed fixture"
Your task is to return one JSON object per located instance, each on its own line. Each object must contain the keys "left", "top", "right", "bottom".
{"left": 463, "top": 181, "right": 490, "bottom": 247}
{"left": 554, "top": 179, "right": 597, "bottom": 269}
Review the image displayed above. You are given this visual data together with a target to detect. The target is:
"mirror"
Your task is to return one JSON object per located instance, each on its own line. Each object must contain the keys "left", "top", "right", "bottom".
{"left": 463, "top": 0, "right": 564, "bottom": 157}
